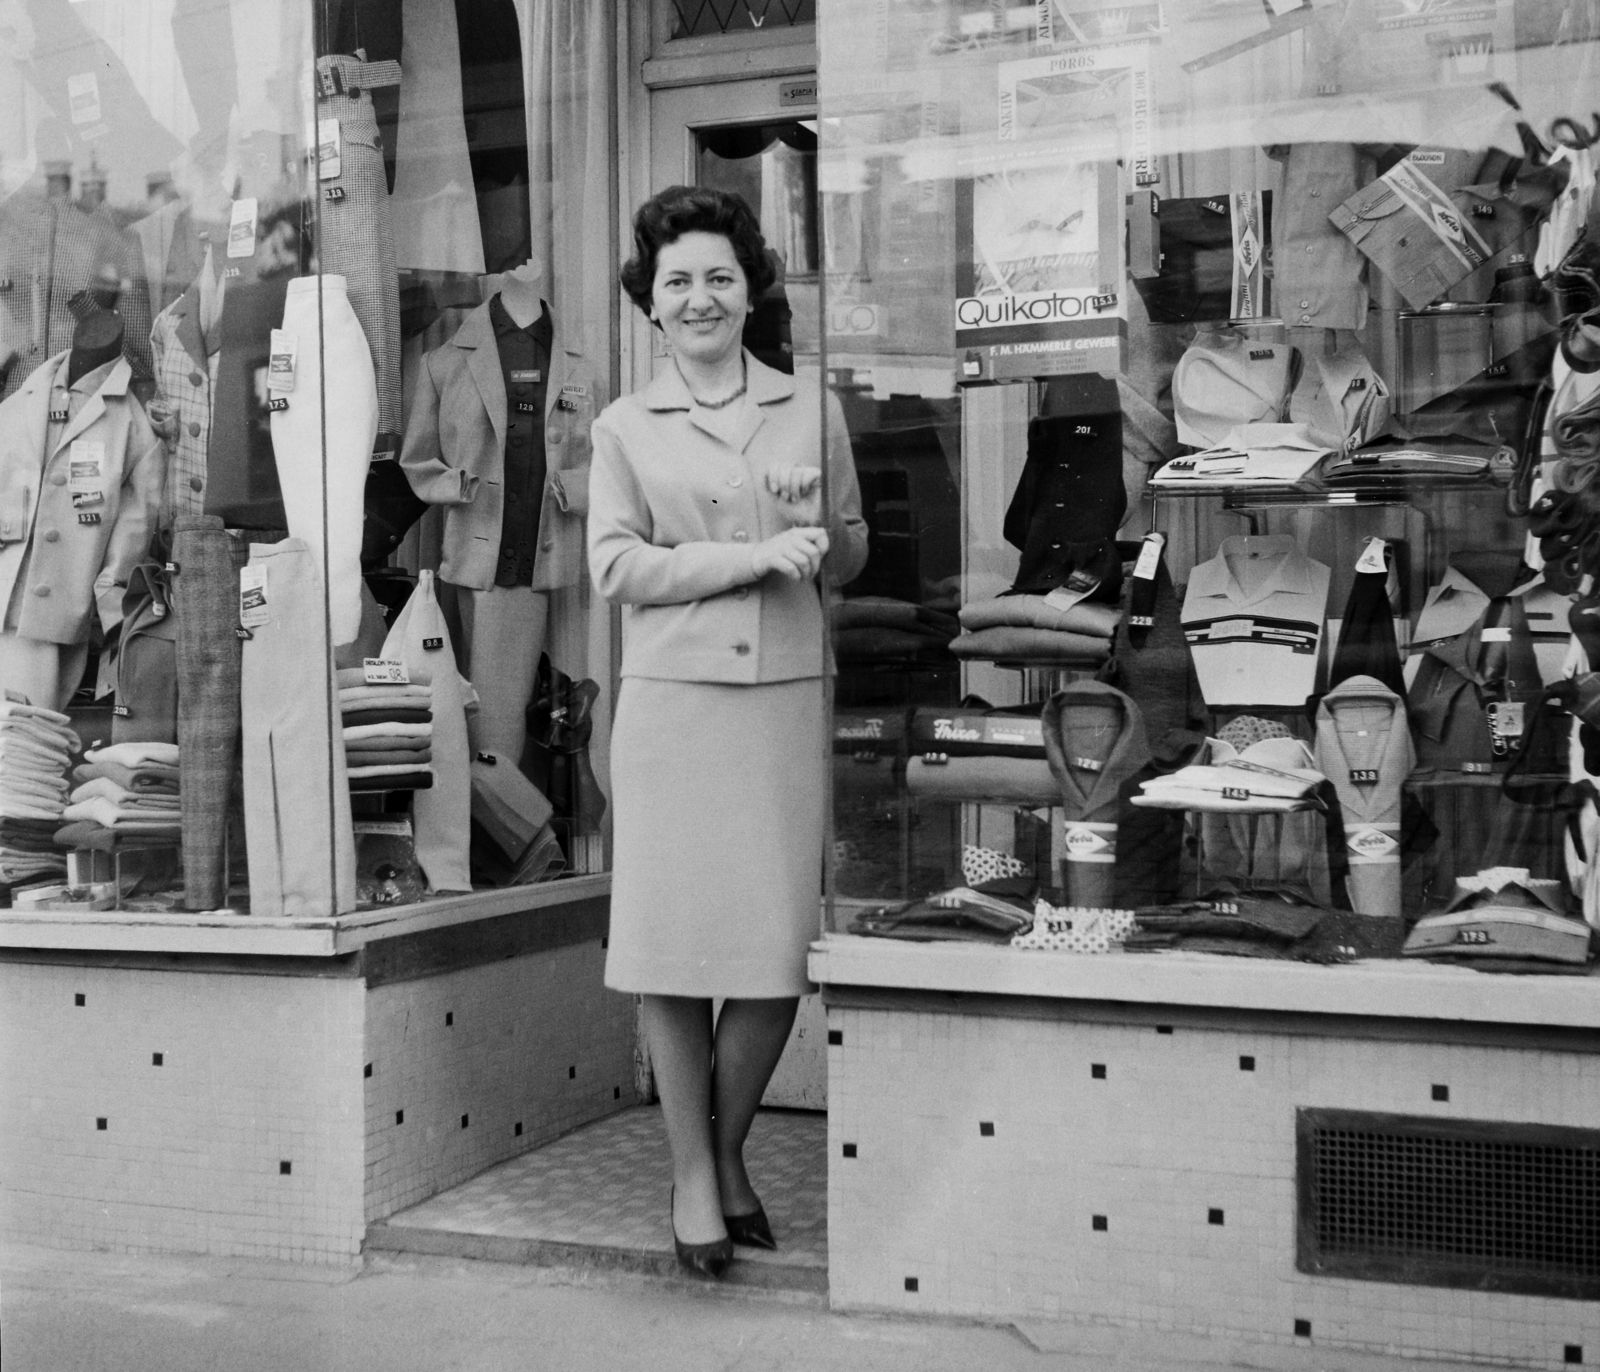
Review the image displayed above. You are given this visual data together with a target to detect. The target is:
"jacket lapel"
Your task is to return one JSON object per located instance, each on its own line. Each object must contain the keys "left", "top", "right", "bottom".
{"left": 169, "top": 283, "right": 206, "bottom": 371}
{"left": 544, "top": 342, "right": 574, "bottom": 424}
{"left": 453, "top": 304, "right": 506, "bottom": 453}
{"left": 13, "top": 355, "right": 58, "bottom": 478}
{"left": 53, "top": 359, "right": 129, "bottom": 456}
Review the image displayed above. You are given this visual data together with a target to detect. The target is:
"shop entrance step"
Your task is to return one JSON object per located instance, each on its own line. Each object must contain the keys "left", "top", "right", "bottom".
{"left": 366, "top": 1105, "right": 827, "bottom": 1298}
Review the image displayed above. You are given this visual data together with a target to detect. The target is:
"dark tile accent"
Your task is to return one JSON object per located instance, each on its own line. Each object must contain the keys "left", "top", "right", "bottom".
{"left": 904, "top": 1277, "right": 918, "bottom": 1292}
{"left": 1565, "top": 1346, "right": 1583, "bottom": 1365}
{"left": 395, "top": 1110, "right": 404, "bottom": 1125}
{"left": 1294, "top": 1320, "right": 1312, "bottom": 1338}
{"left": 613, "top": 1086, "right": 621, "bottom": 1100}
{"left": 74, "top": 993, "right": 85, "bottom": 1006}
{"left": 152, "top": 1053, "right": 163, "bottom": 1066}
{"left": 842, "top": 1143, "right": 857, "bottom": 1158}
{"left": 445, "top": 1012, "right": 454, "bottom": 1027}
{"left": 1432, "top": 1084, "right": 1449, "bottom": 1102}
{"left": 1239, "top": 1056, "right": 1255, "bottom": 1071}
{"left": 515, "top": 1122, "right": 523, "bottom": 1137}
{"left": 979, "top": 1121, "right": 995, "bottom": 1137}
{"left": 95, "top": 1118, "right": 106, "bottom": 1130}
{"left": 1092, "top": 1215, "right": 1108, "bottom": 1231}
{"left": 1208, "top": 1208, "right": 1224, "bottom": 1225}
{"left": 280, "top": 1161, "right": 292, "bottom": 1175}
{"left": 827, "top": 1029, "right": 843, "bottom": 1046}
{"left": 364, "top": 1063, "right": 372, "bottom": 1078}
{"left": 1156, "top": 1025, "right": 1174, "bottom": 1035}
{"left": 568, "top": 1066, "right": 576, "bottom": 1079}
{"left": 461, "top": 1114, "right": 469, "bottom": 1129}
{"left": 1091, "top": 1063, "right": 1106, "bottom": 1079}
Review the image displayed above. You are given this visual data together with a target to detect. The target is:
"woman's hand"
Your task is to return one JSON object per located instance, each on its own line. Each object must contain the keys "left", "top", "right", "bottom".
{"left": 751, "top": 526, "right": 830, "bottom": 581}
{"left": 764, "top": 466, "right": 822, "bottom": 503}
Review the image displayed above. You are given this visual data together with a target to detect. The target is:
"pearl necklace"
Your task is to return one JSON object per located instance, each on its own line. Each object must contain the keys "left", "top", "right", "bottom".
{"left": 677, "top": 359, "right": 747, "bottom": 410}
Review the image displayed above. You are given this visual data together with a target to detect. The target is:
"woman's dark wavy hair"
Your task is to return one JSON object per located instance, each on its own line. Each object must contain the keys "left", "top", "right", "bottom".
{"left": 620, "top": 185, "right": 775, "bottom": 320}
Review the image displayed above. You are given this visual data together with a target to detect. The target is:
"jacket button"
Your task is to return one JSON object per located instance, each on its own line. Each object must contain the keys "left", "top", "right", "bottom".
{"left": 33, "top": 586, "right": 49, "bottom": 597}
{"left": 728, "top": 475, "right": 743, "bottom": 487}
{"left": 188, "top": 422, "right": 201, "bottom": 437}
{"left": 50, "top": 473, "right": 66, "bottom": 486}
{"left": 42, "top": 530, "right": 59, "bottom": 543}
{"left": 189, "top": 371, "right": 203, "bottom": 386}
{"left": 733, "top": 530, "right": 748, "bottom": 542}
{"left": 1299, "top": 300, "right": 1310, "bottom": 309}
{"left": 189, "top": 477, "right": 203, "bottom": 491}
{"left": 1301, "top": 314, "right": 1312, "bottom": 323}
{"left": 541, "top": 539, "right": 553, "bottom": 551}
{"left": 547, "top": 428, "right": 563, "bottom": 445}
{"left": 733, "top": 641, "right": 750, "bottom": 655}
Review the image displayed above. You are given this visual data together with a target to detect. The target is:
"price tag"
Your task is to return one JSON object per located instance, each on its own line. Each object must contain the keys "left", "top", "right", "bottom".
{"left": 1208, "top": 618, "right": 1254, "bottom": 640}
{"left": 239, "top": 566, "right": 269, "bottom": 628}
{"left": 76, "top": 512, "right": 101, "bottom": 525}
{"left": 1132, "top": 532, "right": 1165, "bottom": 581}
{"left": 268, "top": 330, "right": 297, "bottom": 392}
{"left": 515, "top": 401, "right": 538, "bottom": 413}
{"left": 1480, "top": 626, "right": 1513, "bottom": 642}
{"left": 227, "top": 197, "right": 258, "bottom": 259}
{"left": 363, "top": 658, "right": 410, "bottom": 686}
{"left": 72, "top": 490, "right": 104, "bottom": 510}
{"left": 1349, "top": 768, "right": 1379, "bottom": 783}
{"left": 67, "top": 72, "right": 102, "bottom": 126}
{"left": 1221, "top": 786, "right": 1251, "bottom": 801}
{"left": 1071, "top": 756, "right": 1105, "bottom": 772}
{"left": 68, "top": 441, "right": 104, "bottom": 493}
{"left": 511, "top": 370, "right": 541, "bottom": 384}
{"left": 48, "top": 408, "right": 68, "bottom": 423}
{"left": 316, "top": 118, "right": 341, "bottom": 180}
{"left": 422, "top": 636, "right": 444, "bottom": 652}
{"left": 1355, "top": 537, "right": 1388, "bottom": 575}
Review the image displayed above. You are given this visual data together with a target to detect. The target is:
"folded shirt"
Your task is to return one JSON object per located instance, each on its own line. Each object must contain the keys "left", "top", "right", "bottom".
{"left": 342, "top": 722, "right": 432, "bottom": 744}
{"left": 338, "top": 689, "right": 436, "bottom": 714}
{"left": 959, "top": 594, "right": 1120, "bottom": 639}
{"left": 61, "top": 796, "right": 183, "bottom": 830}
{"left": 833, "top": 596, "right": 960, "bottom": 636}
{"left": 0, "top": 734, "right": 77, "bottom": 767}
{"left": 904, "top": 755, "right": 1060, "bottom": 805}
{"left": 85, "top": 741, "right": 180, "bottom": 770}
{"left": 71, "top": 760, "right": 180, "bottom": 795}
{"left": 343, "top": 747, "right": 435, "bottom": 768}
{"left": 346, "top": 762, "right": 438, "bottom": 779}
{"left": 70, "top": 776, "right": 181, "bottom": 808}
{"left": 948, "top": 627, "right": 1112, "bottom": 663}
{"left": 0, "top": 700, "right": 78, "bottom": 748}
{"left": 350, "top": 771, "right": 434, "bottom": 793}
{"left": 53, "top": 821, "right": 181, "bottom": 851}
{"left": 1152, "top": 424, "right": 1331, "bottom": 486}
{"left": 0, "top": 720, "right": 78, "bottom": 756}
{"left": 1134, "top": 736, "right": 1325, "bottom": 811}
{"left": 341, "top": 707, "right": 434, "bottom": 729}
{"left": 0, "top": 779, "right": 70, "bottom": 806}
{"left": 0, "top": 799, "right": 67, "bottom": 820}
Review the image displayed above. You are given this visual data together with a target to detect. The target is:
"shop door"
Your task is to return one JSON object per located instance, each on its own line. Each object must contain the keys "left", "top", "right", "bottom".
{"left": 645, "top": 76, "right": 827, "bottom": 1110}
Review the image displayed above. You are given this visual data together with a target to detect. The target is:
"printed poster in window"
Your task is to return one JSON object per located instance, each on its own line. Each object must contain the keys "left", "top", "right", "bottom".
{"left": 955, "top": 160, "right": 1125, "bottom": 384}
{"left": 997, "top": 43, "right": 1156, "bottom": 185}
{"left": 1035, "top": 0, "right": 1166, "bottom": 47}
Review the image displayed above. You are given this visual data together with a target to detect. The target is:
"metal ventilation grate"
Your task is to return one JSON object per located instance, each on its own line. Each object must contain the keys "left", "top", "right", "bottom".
{"left": 671, "top": 0, "right": 815, "bottom": 38}
{"left": 1297, "top": 1109, "right": 1600, "bottom": 1300}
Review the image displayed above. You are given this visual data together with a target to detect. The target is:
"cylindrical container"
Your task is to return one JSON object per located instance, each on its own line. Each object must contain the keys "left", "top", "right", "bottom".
{"left": 1395, "top": 304, "right": 1493, "bottom": 413}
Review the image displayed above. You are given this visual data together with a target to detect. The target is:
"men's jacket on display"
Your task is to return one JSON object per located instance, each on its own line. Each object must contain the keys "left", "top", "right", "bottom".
{"left": 149, "top": 279, "right": 216, "bottom": 521}
{"left": 401, "top": 299, "right": 597, "bottom": 593}
{"left": 0, "top": 352, "right": 164, "bottom": 643}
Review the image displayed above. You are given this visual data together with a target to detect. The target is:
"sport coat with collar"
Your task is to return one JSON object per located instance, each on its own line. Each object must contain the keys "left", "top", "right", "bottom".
{"left": 399, "top": 298, "right": 597, "bottom": 592}
{"left": 1182, "top": 534, "right": 1330, "bottom": 708}
{"left": 588, "top": 352, "right": 869, "bottom": 685}
{"left": 0, "top": 352, "right": 164, "bottom": 644}
{"left": 149, "top": 281, "right": 215, "bottom": 521}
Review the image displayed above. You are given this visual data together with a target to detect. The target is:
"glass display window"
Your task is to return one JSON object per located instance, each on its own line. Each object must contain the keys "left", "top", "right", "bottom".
{"left": 0, "top": 0, "right": 616, "bottom": 917}
{"left": 820, "top": 0, "right": 1600, "bottom": 968}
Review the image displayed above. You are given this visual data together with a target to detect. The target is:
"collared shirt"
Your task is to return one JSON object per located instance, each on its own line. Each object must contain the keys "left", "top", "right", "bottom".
{"left": 1181, "top": 535, "right": 1330, "bottom": 708}
{"left": 489, "top": 294, "right": 552, "bottom": 587}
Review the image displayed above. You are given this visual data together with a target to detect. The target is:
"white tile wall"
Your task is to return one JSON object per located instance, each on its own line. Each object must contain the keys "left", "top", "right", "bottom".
{"left": 827, "top": 1005, "right": 1600, "bottom": 1368}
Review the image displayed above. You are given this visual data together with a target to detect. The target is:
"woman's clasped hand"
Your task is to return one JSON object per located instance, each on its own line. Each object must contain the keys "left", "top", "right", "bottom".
{"left": 751, "top": 525, "right": 829, "bottom": 581}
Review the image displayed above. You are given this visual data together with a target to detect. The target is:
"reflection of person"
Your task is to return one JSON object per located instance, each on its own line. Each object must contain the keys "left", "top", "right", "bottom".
{"left": 588, "top": 186, "right": 867, "bottom": 1279}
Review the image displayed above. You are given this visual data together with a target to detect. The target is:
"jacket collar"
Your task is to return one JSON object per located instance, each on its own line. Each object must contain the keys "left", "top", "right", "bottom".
{"left": 163, "top": 281, "right": 207, "bottom": 371}
{"left": 1187, "top": 534, "right": 1313, "bottom": 609}
{"left": 1042, "top": 680, "right": 1152, "bottom": 816}
{"left": 1315, "top": 673, "right": 1408, "bottom": 814}
{"left": 641, "top": 350, "right": 794, "bottom": 453}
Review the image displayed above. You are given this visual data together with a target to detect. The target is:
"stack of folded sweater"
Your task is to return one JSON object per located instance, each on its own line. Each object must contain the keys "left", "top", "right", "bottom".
{"left": 949, "top": 592, "right": 1120, "bottom": 664}
{"left": 337, "top": 668, "right": 434, "bottom": 792}
{"left": 0, "top": 701, "right": 80, "bottom": 879}
{"left": 58, "top": 741, "right": 182, "bottom": 846}
{"left": 832, "top": 596, "right": 958, "bottom": 663}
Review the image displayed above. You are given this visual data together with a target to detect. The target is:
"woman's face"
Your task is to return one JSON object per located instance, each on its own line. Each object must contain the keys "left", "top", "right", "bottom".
{"left": 649, "top": 230, "right": 750, "bottom": 369}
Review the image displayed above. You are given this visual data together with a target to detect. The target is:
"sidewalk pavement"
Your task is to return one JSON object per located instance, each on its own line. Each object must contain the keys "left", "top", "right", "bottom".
{"left": 2, "top": 1240, "right": 1499, "bottom": 1372}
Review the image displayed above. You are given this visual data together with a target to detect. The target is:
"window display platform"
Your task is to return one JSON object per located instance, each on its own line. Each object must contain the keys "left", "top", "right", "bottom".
{"left": 810, "top": 935, "right": 1600, "bottom": 1369}
{"left": 0, "top": 879, "right": 634, "bottom": 1267}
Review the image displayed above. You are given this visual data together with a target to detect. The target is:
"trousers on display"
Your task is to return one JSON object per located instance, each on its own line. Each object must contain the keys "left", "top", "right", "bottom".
{"left": 240, "top": 538, "right": 356, "bottom": 917}
{"left": 454, "top": 582, "right": 548, "bottom": 762}
{"left": 268, "top": 274, "right": 377, "bottom": 647}
{"left": 172, "top": 516, "right": 249, "bottom": 910}
{"left": 380, "top": 571, "right": 472, "bottom": 892}
{"left": 0, "top": 634, "right": 87, "bottom": 713}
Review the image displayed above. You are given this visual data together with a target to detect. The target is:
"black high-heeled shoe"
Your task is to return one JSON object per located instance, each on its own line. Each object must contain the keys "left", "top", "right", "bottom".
{"left": 722, "top": 1202, "right": 777, "bottom": 1251}
{"left": 671, "top": 1187, "right": 732, "bottom": 1279}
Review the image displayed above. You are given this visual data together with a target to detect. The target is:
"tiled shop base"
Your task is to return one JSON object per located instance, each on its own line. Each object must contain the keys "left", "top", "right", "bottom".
{"left": 370, "top": 1105, "right": 827, "bottom": 1283}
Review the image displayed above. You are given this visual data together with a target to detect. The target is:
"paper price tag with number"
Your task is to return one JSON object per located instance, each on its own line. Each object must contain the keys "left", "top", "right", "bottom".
{"left": 1133, "top": 531, "right": 1166, "bottom": 580}
{"left": 239, "top": 566, "right": 269, "bottom": 628}
{"left": 363, "top": 658, "right": 410, "bottom": 686}
{"left": 228, "top": 197, "right": 258, "bottom": 259}
{"left": 317, "top": 119, "right": 341, "bottom": 180}
{"left": 268, "top": 331, "right": 297, "bottom": 392}
{"left": 67, "top": 440, "right": 104, "bottom": 493}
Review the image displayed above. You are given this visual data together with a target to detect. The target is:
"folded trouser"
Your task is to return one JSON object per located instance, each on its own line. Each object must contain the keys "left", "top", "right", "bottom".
{"left": 269, "top": 274, "right": 377, "bottom": 647}
{"left": 173, "top": 516, "right": 248, "bottom": 910}
{"left": 241, "top": 539, "right": 357, "bottom": 917}
{"left": 905, "top": 755, "right": 1059, "bottom": 805}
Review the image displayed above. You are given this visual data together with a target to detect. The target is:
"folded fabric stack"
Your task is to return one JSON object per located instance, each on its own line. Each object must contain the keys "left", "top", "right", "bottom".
{"left": 0, "top": 702, "right": 80, "bottom": 878}
{"left": 337, "top": 667, "right": 435, "bottom": 792}
{"left": 58, "top": 741, "right": 181, "bottom": 848}
{"left": 950, "top": 592, "right": 1119, "bottom": 664}
{"left": 1131, "top": 735, "right": 1325, "bottom": 812}
{"left": 1152, "top": 423, "right": 1331, "bottom": 487}
{"left": 832, "top": 596, "right": 958, "bottom": 663}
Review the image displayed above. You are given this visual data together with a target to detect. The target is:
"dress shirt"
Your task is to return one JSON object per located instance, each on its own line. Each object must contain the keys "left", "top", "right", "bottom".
{"left": 1267, "top": 144, "right": 1371, "bottom": 330}
{"left": 489, "top": 296, "right": 552, "bottom": 586}
{"left": 1181, "top": 535, "right": 1330, "bottom": 708}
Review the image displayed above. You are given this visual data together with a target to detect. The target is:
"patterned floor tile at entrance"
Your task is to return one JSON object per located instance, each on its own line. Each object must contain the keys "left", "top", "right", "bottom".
{"left": 373, "top": 1105, "right": 827, "bottom": 1274}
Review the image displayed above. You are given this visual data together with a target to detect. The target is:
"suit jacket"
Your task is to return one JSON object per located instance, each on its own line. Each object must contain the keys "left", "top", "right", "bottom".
{"left": 399, "top": 299, "right": 596, "bottom": 591}
{"left": 0, "top": 352, "right": 165, "bottom": 644}
{"left": 588, "top": 353, "right": 869, "bottom": 684}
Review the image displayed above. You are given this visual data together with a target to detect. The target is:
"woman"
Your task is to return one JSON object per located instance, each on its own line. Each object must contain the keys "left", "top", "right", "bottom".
{"left": 589, "top": 186, "right": 867, "bottom": 1278}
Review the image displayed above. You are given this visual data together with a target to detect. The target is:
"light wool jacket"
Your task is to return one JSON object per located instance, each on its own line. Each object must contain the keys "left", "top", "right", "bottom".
{"left": 588, "top": 353, "right": 868, "bottom": 684}
{"left": 0, "top": 352, "right": 164, "bottom": 643}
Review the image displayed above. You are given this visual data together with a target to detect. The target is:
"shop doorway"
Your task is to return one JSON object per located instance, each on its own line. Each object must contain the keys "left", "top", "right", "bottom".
{"left": 641, "top": 74, "right": 827, "bottom": 1111}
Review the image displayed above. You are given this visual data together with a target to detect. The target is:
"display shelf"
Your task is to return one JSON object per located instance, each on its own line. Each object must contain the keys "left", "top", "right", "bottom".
{"left": 1151, "top": 476, "right": 1506, "bottom": 507}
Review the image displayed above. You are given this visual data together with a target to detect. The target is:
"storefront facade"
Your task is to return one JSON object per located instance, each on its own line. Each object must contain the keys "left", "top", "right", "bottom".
{"left": 2, "top": 0, "right": 1599, "bottom": 1361}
